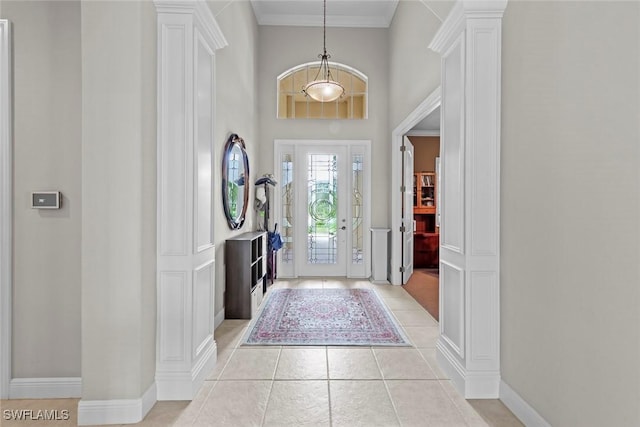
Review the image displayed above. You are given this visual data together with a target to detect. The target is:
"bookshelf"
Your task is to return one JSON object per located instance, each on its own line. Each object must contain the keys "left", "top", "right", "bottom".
{"left": 414, "top": 172, "right": 436, "bottom": 214}
{"left": 413, "top": 172, "right": 439, "bottom": 268}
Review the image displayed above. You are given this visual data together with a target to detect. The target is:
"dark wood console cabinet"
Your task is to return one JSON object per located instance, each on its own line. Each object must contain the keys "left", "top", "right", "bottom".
{"left": 224, "top": 231, "right": 267, "bottom": 319}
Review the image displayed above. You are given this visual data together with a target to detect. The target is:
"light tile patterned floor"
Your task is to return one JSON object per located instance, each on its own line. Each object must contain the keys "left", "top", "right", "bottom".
{"left": 0, "top": 279, "right": 523, "bottom": 426}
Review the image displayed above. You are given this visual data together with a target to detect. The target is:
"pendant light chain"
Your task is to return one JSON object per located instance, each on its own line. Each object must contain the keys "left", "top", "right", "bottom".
{"left": 302, "top": 0, "right": 345, "bottom": 102}
{"left": 323, "top": 0, "right": 327, "bottom": 56}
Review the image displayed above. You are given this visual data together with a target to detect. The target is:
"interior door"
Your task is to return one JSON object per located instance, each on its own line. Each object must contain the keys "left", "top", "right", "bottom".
{"left": 296, "top": 145, "right": 348, "bottom": 276}
{"left": 401, "top": 136, "right": 414, "bottom": 283}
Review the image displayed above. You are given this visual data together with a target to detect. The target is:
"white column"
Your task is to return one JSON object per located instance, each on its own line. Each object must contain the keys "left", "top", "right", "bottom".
{"left": 429, "top": 0, "right": 506, "bottom": 398}
{"left": 371, "top": 228, "right": 390, "bottom": 283}
{"left": 154, "top": 0, "right": 227, "bottom": 401}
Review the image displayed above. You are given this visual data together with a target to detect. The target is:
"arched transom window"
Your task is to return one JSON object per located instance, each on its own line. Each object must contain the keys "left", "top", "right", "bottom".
{"left": 277, "top": 62, "right": 368, "bottom": 119}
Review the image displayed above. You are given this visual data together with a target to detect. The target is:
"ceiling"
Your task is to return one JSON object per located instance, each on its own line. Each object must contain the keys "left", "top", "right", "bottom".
{"left": 250, "top": 0, "right": 400, "bottom": 28}
{"left": 411, "top": 106, "right": 440, "bottom": 133}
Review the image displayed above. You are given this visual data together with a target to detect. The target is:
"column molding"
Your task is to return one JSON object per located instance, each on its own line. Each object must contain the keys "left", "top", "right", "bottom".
{"left": 429, "top": 0, "right": 506, "bottom": 398}
{"left": 0, "top": 19, "right": 12, "bottom": 400}
{"left": 153, "top": 0, "right": 227, "bottom": 401}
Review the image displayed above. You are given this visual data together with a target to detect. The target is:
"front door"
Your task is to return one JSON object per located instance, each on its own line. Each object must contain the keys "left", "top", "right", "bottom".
{"left": 295, "top": 145, "right": 348, "bottom": 276}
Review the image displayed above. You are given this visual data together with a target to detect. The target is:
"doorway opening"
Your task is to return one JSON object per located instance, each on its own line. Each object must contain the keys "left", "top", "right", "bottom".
{"left": 403, "top": 115, "right": 441, "bottom": 321}
{"left": 391, "top": 88, "right": 441, "bottom": 287}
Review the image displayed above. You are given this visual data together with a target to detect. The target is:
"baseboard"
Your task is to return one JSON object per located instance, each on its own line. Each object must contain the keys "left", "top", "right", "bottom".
{"left": 436, "top": 342, "right": 500, "bottom": 398}
{"left": 77, "top": 382, "right": 156, "bottom": 426}
{"left": 156, "top": 339, "right": 217, "bottom": 401}
{"left": 500, "top": 380, "right": 551, "bottom": 427}
{"left": 9, "top": 377, "right": 81, "bottom": 399}
{"left": 214, "top": 308, "right": 225, "bottom": 329}
{"left": 436, "top": 341, "right": 466, "bottom": 393}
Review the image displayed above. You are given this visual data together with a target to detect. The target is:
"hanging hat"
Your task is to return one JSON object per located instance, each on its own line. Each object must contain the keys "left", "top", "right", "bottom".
{"left": 255, "top": 187, "right": 267, "bottom": 210}
{"left": 255, "top": 174, "right": 277, "bottom": 186}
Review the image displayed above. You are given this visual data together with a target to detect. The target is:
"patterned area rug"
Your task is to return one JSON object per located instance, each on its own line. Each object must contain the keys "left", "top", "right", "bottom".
{"left": 242, "top": 288, "right": 411, "bottom": 346}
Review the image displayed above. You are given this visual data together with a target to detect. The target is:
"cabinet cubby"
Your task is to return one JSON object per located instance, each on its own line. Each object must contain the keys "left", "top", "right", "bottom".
{"left": 225, "top": 231, "right": 267, "bottom": 319}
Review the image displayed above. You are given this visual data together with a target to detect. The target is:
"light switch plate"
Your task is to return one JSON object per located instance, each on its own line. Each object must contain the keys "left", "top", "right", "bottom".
{"left": 31, "top": 191, "right": 61, "bottom": 209}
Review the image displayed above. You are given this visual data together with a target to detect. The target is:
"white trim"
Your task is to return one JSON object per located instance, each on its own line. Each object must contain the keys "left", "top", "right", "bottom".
{"left": 277, "top": 61, "right": 368, "bottom": 83}
{"left": 436, "top": 341, "right": 500, "bottom": 398}
{"left": 500, "top": 380, "right": 552, "bottom": 427}
{"left": 406, "top": 130, "right": 440, "bottom": 137}
{"left": 429, "top": 0, "right": 508, "bottom": 54}
{"left": 429, "top": 0, "right": 505, "bottom": 401}
{"left": 273, "top": 140, "right": 371, "bottom": 279}
{"left": 78, "top": 382, "right": 157, "bottom": 426}
{"left": 250, "top": 0, "right": 399, "bottom": 28}
{"left": 0, "top": 19, "right": 12, "bottom": 400}
{"left": 154, "top": 0, "right": 222, "bottom": 402}
{"left": 9, "top": 377, "right": 81, "bottom": 399}
{"left": 153, "top": 0, "right": 228, "bottom": 50}
{"left": 390, "top": 88, "right": 441, "bottom": 285}
{"left": 255, "top": 13, "right": 394, "bottom": 29}
{"left": 214, "top": 308, "right": 225, "bottom": 329}
{"left": 155, "top": 340, "right": 216, "bottom": 401}
{"left": 276, "top": 61, "right": 369, "bottom": 120}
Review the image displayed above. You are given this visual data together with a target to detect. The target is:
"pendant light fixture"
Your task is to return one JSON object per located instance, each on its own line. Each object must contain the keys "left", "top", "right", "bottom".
{"left": 302, "top": 0, "right": 345, "bottom": 103}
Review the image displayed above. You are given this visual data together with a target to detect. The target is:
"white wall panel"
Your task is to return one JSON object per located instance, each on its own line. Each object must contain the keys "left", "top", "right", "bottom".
{"left": 159, "top": 23, "right": 190, "bottom": 257}
{"left": 468, "top": 23, "right": 499, "bottom": 257}
{"left": 441, "top": 36, "right": 465, "bottom": 253}
{"left": 155, "top": 0, "right": 226, "bottom": 401}
{"left": 430, "top": 1, "right": 505, "bottom": 398}
{"left": 192, "top": 261, "right": 214, "bottom": 358}
{"left": 441, "top": 261, "right": 464, "bottom": 358}
{"left": 195, "top": 31, "right": 214, "bottom": 252}
{"left": 469, "top": 271, "right": 498, "bottom": 366}
{"left": 158, "top": 272, "right": 187, "bottom": 363}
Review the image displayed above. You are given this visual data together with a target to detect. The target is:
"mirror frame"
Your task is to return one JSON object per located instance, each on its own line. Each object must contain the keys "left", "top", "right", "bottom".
{"left": 222, "top": 133, "right": 250, "bottom": 230}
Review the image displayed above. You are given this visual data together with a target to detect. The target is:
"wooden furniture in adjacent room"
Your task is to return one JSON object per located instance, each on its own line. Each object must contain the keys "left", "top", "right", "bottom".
{"left": 225, "top": 231, "right": 267, "bottom": 319}
{"left": 414, "top": 171, "right": 439, "bottom": 268}
{"left": 414, "top": 232, "right": 439, "bottom": 268}
{"left": 413, "top": 172, "right": 436, "bottom": 214}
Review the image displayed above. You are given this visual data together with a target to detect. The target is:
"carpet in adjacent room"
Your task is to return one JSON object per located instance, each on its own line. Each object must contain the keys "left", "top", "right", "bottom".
{"left": 403, "top": 269, "right": 439, "bottom": 321}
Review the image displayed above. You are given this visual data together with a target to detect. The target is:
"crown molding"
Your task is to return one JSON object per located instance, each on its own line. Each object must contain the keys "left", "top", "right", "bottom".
{"left": 154, "top": 0, "right": 228, "bottom": 50}
{"left": 429, "top": 0, "right": 507, "bottom": 54}
{"left": 255, "top": 13, "right": 392, "bottom": 28}
{"left": 250, "top": 0, "right": 398, "bottom": 28}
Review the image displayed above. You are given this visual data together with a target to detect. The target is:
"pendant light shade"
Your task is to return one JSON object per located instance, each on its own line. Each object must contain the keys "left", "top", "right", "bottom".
{"left": 302, "top": 0, "right": 344, "bottom": 103}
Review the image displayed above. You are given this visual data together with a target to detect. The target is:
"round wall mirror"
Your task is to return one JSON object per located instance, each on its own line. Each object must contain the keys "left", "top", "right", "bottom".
{"left": 222, "top": 134, "right": 249, "bottom": 230}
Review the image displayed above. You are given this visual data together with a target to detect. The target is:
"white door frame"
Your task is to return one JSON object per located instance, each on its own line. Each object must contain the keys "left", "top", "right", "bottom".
{"left": 274, "top": 139, "right": 371, "bottom": 279}
{"left": 0, "top": 19, "right": 12, "bottom": 400}
{"left": 391, "top": 88, "right": 441, "bottom": 286}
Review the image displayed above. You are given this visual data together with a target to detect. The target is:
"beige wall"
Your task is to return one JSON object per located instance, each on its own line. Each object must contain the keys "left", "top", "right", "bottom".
{"left": 409, "top": 136, "right": 440, "bottom": 172}
{"left": 389, "top": 1, "right": 452, "bottom": 130}
{"left": 501, "top": 2, "right": 640, "bottom": 425}
{"left": 257, "top": 25, "right": 390, "bottom": 227}
{"left": 2, "top": 0, "right": 82, "bottom": 379}
{"left": 80, "top": 0, "right": 156, "bottom": 399}
{"left": 208, "top": 0, "right": 260, "bottom": 318}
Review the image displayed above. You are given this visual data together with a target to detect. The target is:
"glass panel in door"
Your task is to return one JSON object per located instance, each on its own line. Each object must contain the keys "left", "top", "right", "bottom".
{"left": 307, "top": 154, "right": 338, "bottom": 264}
{"left": 298, "top": 146, "right": 347, "bottom": 276}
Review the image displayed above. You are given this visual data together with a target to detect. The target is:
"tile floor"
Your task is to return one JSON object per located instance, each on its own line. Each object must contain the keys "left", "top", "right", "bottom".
{"left": 0, "top": 279, "right": 523, "bottom": 426}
